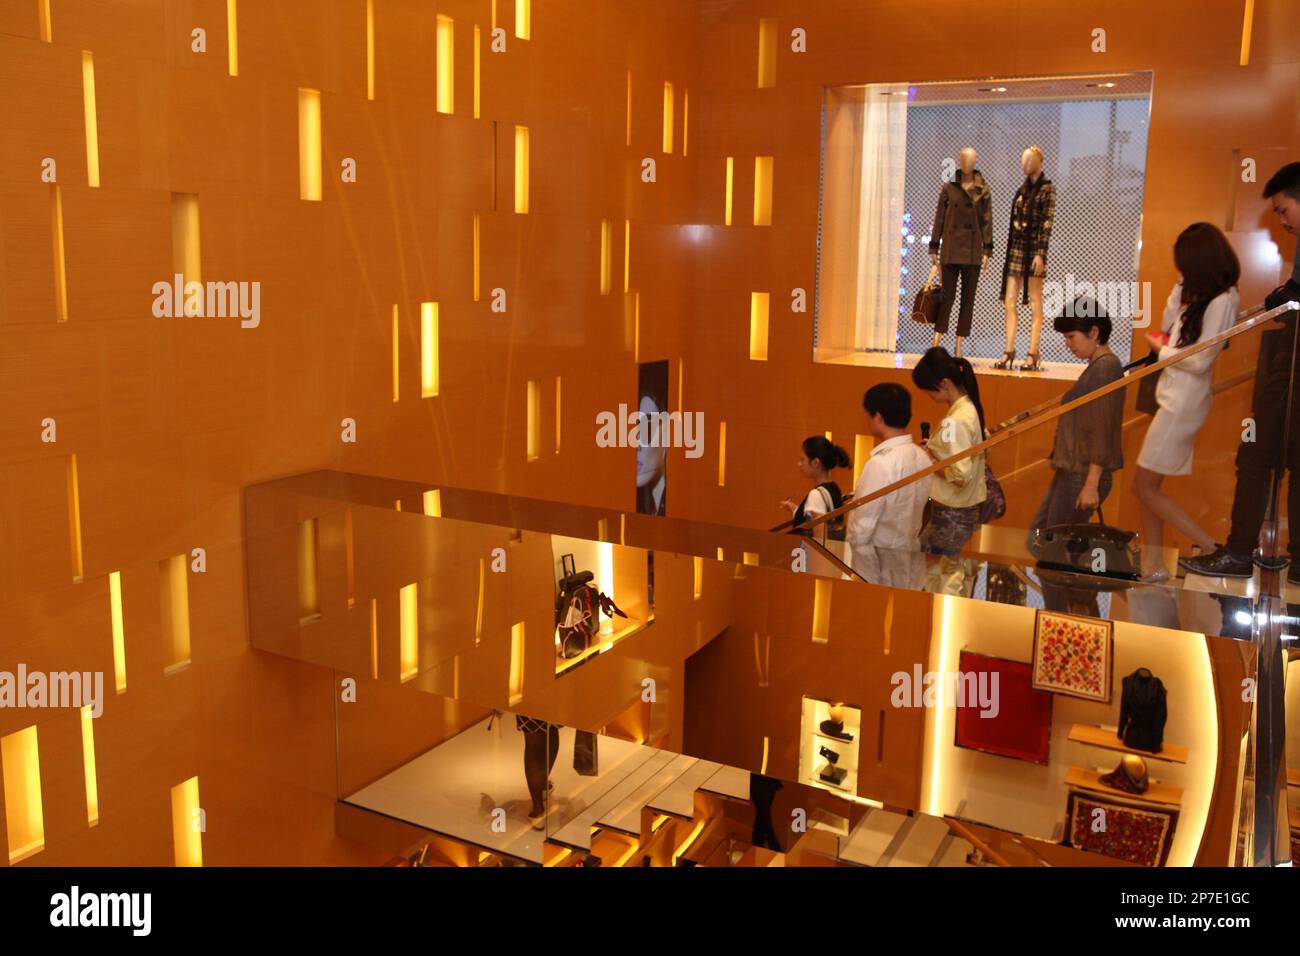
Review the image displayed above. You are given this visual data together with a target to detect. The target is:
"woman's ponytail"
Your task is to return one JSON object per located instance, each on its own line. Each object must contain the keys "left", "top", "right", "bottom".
{"left": 955, "top": 357, "right": 986, "bottom": 435}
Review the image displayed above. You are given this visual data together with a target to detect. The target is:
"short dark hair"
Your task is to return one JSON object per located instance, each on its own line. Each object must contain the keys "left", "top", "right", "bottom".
{"left": 862, "top": 382, "right": 912, "bottom": 429}
{"left": 1053, "top": 296, "right": 1112, "bottom": 344}
{"left": 1263, "top": 162, "right": 1300, "bottom": 201}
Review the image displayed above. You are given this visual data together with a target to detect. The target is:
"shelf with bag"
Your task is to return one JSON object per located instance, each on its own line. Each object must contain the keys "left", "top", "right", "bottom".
{"left": 551, "top": 538, "right": 653, "bottom": 676}
{"left": 798, "top": 696, "right": 862, "bottom": 796}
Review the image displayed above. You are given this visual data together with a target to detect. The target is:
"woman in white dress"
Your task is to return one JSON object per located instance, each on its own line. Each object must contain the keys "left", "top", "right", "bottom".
{"left": 1133, "top": 223, "right": 1241, "bottom": 580}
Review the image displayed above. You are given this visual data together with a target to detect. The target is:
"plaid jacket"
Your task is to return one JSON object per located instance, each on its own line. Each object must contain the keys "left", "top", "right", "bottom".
{"left": 1009, "top": 175, "right": 1056, "bottom": 262}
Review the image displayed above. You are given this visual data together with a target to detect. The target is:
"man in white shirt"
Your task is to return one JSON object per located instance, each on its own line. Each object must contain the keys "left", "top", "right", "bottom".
{"left": 847, "top": 383, "right": 932, "bottom": 588}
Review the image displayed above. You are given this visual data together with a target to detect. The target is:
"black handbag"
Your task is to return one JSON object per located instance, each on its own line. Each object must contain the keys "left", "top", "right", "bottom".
{"left": 1133, "top": 353, "right": 1160, "bottom": 415}
{"left": 911, "top": 280, "right": 943, "bottom": 324}
{"left": 1031, "top": 506, "right": 1140, "bottom": 589}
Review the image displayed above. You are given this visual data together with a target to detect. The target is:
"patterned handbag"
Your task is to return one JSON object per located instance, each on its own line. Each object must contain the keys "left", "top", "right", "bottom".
{"left": 978, "top": 463, "right": 1006, "bottom": 524}
{"left": 911, "top": 280, "right": 943, "bottom": 324}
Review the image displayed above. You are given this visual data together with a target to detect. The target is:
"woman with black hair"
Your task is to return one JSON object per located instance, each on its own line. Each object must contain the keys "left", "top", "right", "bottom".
{"left": 1133, "top": 222, "right": 1241, "bottom": 581}
{"left": 781, "top": 436, "right": 851, "bottom": 564}
{"left": 912, "top": 347, "right": 988, "bottom": 594}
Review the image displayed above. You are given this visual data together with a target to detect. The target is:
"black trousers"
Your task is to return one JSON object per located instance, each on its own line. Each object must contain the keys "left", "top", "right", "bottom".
{"left": 522, "top": 722, "right": 559, "bottom": 811}
{"left": 1225, "top": 367, "right": 1300, "bottom": 558}
{"left": 936, "top": 263, "right": 980, "bottom": 336}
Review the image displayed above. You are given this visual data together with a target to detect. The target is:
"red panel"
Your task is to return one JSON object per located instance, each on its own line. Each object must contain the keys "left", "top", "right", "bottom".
{"left": 954, "top": 650, "right": 1052, "bottom": 764}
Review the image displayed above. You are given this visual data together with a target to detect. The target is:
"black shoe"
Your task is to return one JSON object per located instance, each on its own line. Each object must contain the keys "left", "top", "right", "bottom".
{"left": 1178, "top": 547, "right": 1253, "bottom": 579}
{"left": 1288, "top": 564, "right": 1300, "bottom": 587}
{"left": 819, "top": 719, "right": 854, "bottom": 742}
{"left": 1256, "top": 550, "right": 1290, "bottom": 572}
{"left": 819, "top": 745, "right": 840, "bottom": 765}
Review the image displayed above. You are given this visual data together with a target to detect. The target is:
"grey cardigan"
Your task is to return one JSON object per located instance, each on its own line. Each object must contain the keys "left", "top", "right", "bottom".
{"left": 929, "top": 171, "right": 993, "bottom": 266}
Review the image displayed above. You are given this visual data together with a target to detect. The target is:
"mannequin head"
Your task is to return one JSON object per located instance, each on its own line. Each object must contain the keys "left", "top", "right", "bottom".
{"left": 1022, "top": 145, "right": 1044, "bottom": 177}
{"left": 959, "top": 147, "right": 976, "bottom": 175}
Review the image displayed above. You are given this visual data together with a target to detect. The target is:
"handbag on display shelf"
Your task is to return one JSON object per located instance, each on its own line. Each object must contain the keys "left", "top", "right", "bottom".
{"left": 1030, "top": 506, "right": 1141, "bottom": 589}
{"left": 911, "top": 274, "right": 944, "bottom": 325}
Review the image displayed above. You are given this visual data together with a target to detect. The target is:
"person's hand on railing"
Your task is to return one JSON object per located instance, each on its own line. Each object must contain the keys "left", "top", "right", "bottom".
{"left": 779, "top": 497, "right": 798, "bottom": 514}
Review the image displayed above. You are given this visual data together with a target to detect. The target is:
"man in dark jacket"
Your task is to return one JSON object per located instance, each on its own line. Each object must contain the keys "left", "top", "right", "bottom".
{"left": 1181, "top": 162, "right": 1300, "bottom": 580}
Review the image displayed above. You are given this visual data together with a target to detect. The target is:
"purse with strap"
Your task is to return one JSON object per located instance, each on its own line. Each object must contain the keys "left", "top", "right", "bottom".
{"left": 911, "top": 274, "right": 944, "bottom": 324}
{"left": 978, "top": 462, "right": 1006, "bottom": 525}
{"left": 1030, "top": 506, "right": 1140, "bottom": 589}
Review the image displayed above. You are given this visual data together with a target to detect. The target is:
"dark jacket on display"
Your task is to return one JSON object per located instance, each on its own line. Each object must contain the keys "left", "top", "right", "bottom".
{"left": 1117, "top": 668, "right": 1167, "bottom": 753}
{"left": 1000, "top": 173, "right": 1057, "bottom": 301}
{"left": 929, "top": 170, "right": 993, "bottom": 266}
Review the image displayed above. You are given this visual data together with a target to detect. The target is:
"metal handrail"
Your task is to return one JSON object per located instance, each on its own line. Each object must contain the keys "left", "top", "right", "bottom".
{"left": 779, "top": 299, "right": 1299, "bottom": 535}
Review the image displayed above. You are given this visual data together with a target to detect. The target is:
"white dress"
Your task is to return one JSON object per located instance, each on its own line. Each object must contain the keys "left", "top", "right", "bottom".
{"left": 1136, "top": 283, "right": 1239, "bottom": 476}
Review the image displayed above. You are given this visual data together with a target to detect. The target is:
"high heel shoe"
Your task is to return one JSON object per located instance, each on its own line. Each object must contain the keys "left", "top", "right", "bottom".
{"left": 992, "top": 351, "right": 1016, "bottom": 370}
{"left": 1019, "top": 352, "right": 1043, "bottom": 372}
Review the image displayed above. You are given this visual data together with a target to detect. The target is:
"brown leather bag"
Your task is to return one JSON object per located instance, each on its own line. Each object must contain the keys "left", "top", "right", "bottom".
{"left": 911, "top": 281, "right": 943, "bottom": 324}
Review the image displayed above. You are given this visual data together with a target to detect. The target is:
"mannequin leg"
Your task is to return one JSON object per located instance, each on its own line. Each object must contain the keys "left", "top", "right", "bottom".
{"left": 1002, "top": 276, "right": 1021, "bottom": 354}
{"left": 932, "top": 330, "right": 942, "bottom": 349}
{"left": 954, "top": 335, "right": 964, "bottom": 359}
{"left": 1027, "top": 276, "right": 1046, "bottom": 358}
{"left": 953, "top": 264, "right": 978, "bottom": 360}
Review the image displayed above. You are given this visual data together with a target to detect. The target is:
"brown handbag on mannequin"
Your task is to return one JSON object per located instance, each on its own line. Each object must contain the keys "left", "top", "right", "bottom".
{"left": 911, "top": 275, "right": 944, "bottom": 324}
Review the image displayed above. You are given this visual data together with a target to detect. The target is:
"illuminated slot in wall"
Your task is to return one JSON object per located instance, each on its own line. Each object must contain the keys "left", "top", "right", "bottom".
{"left": 226, "top": 0, "right": 239, "bottom": 76}
{"left": 757, "top": 18, "right": 777, "bottom": 88}
{"left": 297, "top": 518, "right": 320, "bottom": 621}
{"left": 298, "top": 88, "right": 322, "bottom": 201}
{"left": 170, "top": 776, "right": 202, "bottom": 867}
{"left": 854, "top": 434, "right": 873, "bottom": 489}
{"left": 108, "top": 570, "right": 127, "bottom": 693}
{"left": 81, "top": 706, "right": 99, "bottom": 826}
{"left": 743, "top": 552, "right": 758, "bottom": 566}
{"left": 66, "top": 454, "right": 83, "bottom": 580}
{"left": 171, "top": 192, "right": 201, "bottom": 287}
{"left": 81, "top": 51, "right": 99, "bottom": 187}
{"left": 724, "top": 157, "right": 734, "bottom": 226}
{"left": 473, "top": 25, "right": 481, "bottom": 117}
{"left": 753, "top": 156, "right": 774, "bottom": 226}
{"left": 677, "top": 357, "right": 684, "bottom": 410}
{"left": 491, "top": 0, "right": 497, "bottom": 30}
{"left": 369, "top": 598, "right": 378, "bottom": 678}
{"left": 554, "top": 377, "right": 562, "bottom": 453}
{"left": 633, "top": 291, "right": 641, "bottom": 361}
{"left": 749, "top": 292, "right": 770, "bottom": 361}
{"left": 475, "top": 558, "right": 485, "bottom": 644}
{"left": 366, "top": 0, "right": 375, "bottom": 99}
{"left": 513, "top": 125, "right": 530, "bottom": 214}
{"left": 760, "top": 736, "right": 770, "bottom": 774}
{"left": 2, "top": 726, "right": 45, "bottom": 863}
{"left": 812, "top": 579, "right": 832, "bottom": 644}
{"left": 39, "top": 0, "right": 52, "bottom": 41}
{"left": 344, "top": 507, "right": 355, "bottom": 608}
{"left": 625, "top": 71, "right": 632, "bottom": 147}
{"left": 716, "top": 546, "right": 724, "bottom": 561}
{"left": 508, "top": 622, "right": 525, "bottom": 705}
{"left": 421, "top": 301, "right": 439, "bottom": 397}
{"left": 51, "top": 185, "right": 68, "bottom": 321}
{"left": 599, "top": 218, "right": 612, "bottom": 295}
{"left": 717, "top": 422, "right": 727, "bottom": 486}
{"left": 436, "top": 16, "right": 454, "bottom": 114}
{"left": 693, "top": 556, "right": 703, "bottom": 599}
{"left": 473, "top": 214, "right": 481, "bottom": 301}
{"left": 623, "top": 219, "right": 631, "bottom": 292}
{"left": 423, "top": 489, "right": 441, "bottom": 517}
{"left": 662, "top": 81, "right": 674, "bottom": 153}
{"left": 526, "top": 379, "right": 540, "bottom": 461}
{"left": 683, "top": 90, "right": 689, "bottom": 156}
{"left": 160, "top": 554, "right": 192, "bottom": 672}
{"left": 399, "top": 583, "right": 419, "bottom": 681}
{"left": 1240, "top": 0, "right": 1255, "bottom": 66}
{"left": 515, "top": 0, "right": 530, "bottom": 39}
{"left": 391, "top": 304, "right": 400, "bottom": 402}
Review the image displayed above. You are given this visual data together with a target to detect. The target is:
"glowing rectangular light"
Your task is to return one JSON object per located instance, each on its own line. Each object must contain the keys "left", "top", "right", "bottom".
{"left": 298, "top": 518, "right": 320, "bottom": 621}
{"left": 366, "top": 0, "right": 375, "bottom": 99}
{"left": 718, "top": 422, "right": 727, "bottom": 487}
{"left": 475, "top": 559, "right": 485, "bottom": 644}
{"left": 526, "top": 379, "right": 540, "bottom": 461}
{"left": 854, "top": 434, "right": 873, "bottom": 489}
{"left": 600, "top": 218, "right": 612, "bottom": 295}
{"left": 662, "top": 81, "right": 674, "bottom": 153}
{"left": 754, "top": 156, "right": 774, "bottom": 226}
{"left": 509, "top": 622, "right": 525, "bottom": 704}
{"left": 757, "top": 18, "right": 777, "bottom": 88}
{"left": 683, "top": 89, "right": 689, "bottom": 156}
{"left": 625, "top": 71, "right": 632, "bottom": 147}
{"left": 170, "top": 776, "right": 202, "bottom": 867}
{"left": 473, "top": 25, "right": 481, "bottom": 117}
{"left": 391, "top": 304, "right": 400, "bottom": 402}
{"left": 623, "top": 219, "right": 631, "bottom": 292}
{"left": 171, "top": 193, "right": 201, "bottom": 287}
{"left": 514, "top": 126, "right": 530, "bottom": 213}
{"left": 1240, "top": 0, "right": 1255, "bottom": 66}
{"left": 51, "top": 185, "right": 68, "bottom": 322}
{"left": 81, "top": 51, "right": 99, "bottom": 187}
{"left": 515, "top": 0, "right": 530, "bottom": 39}
{"left": 436, "top": 16, "right": 454, "bottom": 114}
{"left": 81, "top": 706, "right": 99, "bottom": 826}
{"left": 812, "top": 579, "right": 832, "bottom": 643}
{"left": 423, "top": 489, "right": 441, "bottom": 517}
{"left": 160, "top": 554, "right": 192, "bottom": 671}
{"left": 39, "top": 0, "right": 52, "bottom": 41}
{"left": 2, "top": 726, "right": 45, "bottom": 863}
{"left": 298, "top": 88, "right": 322, "bottom": 201}
{"left": 66, "top": 454, "right": 83, "bottom": 580}
{"left": 400, "top": 583, "right": 419, "bottom": 681}
{"left": 369, "top": 598, "right": 378, "bottom": 678}
{"left": 724, "top": 157, "right": 734, "bottom": 226}
{"left": 226, "top": 0, "right": 239, "bottom": 76}
{"left": 421, "top": 301, "right": 439, "bottom": 397}
{"left": 555, "top": 377, "right": 562, "bottom": 453}
{"left": 473, "top": 214, "right": 481, "bottom": 301}
{"left": 344, "top": 507, "right": 355, "bottom": 608}
{"left": 693, "top": 556, "right": 703, "bottom": 599}
{"left": 749, "top": 292, "right": 770, "bottom": 361}
{"left": 109, "top": 570, "right": 127, "bottom": 693}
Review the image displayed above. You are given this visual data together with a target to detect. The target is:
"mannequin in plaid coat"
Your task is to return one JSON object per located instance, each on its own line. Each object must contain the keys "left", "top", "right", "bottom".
{"left": 995, "top": 146, "right": 1057, "bottom": 373}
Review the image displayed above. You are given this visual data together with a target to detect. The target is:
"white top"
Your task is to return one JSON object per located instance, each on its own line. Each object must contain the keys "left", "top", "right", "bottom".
{"left": 846, "top": 435, "right": 931, "bottom": 552}
{"left": 1155, "top": 283, "right": 1239, "bottom": 414}
{"left": 925, "top": 395, "right": 987, "bottom": 508}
